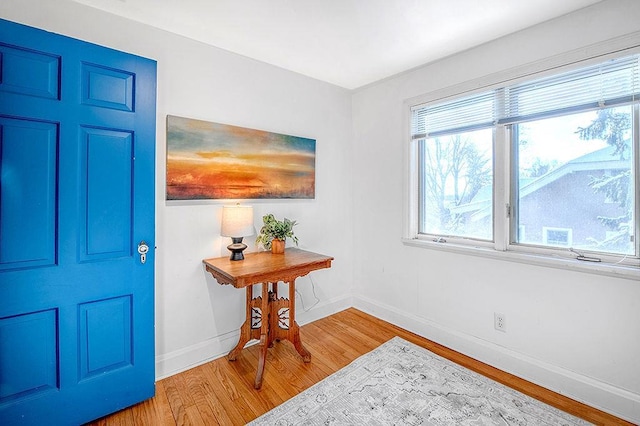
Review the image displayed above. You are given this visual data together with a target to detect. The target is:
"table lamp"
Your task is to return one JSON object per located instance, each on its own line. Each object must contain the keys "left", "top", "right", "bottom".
{"left": 221, "top": 204, "right": 254, "bottom": 260}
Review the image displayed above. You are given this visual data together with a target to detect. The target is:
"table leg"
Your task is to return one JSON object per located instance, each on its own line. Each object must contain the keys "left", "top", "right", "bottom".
{"left": 268, "top": 282, "right": 279, "bottom": 347}
{"left": 254, "top": 282, "right": 270, "bottom": 389}
{"left": 227, "top": 286, "right": 253, "bottom": 361}
{"left": 288, "top": 279, "right": 311, "bottom": 362}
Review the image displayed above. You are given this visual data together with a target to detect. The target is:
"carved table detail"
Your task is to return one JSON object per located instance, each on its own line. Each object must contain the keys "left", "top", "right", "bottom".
{"left": 203, "top": 248, "right": 333, "bottom": 389}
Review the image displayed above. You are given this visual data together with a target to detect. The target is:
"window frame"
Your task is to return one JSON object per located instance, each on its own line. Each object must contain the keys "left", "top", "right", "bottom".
{"left": 403, "top": 45, "right": 640, "bottom": 279}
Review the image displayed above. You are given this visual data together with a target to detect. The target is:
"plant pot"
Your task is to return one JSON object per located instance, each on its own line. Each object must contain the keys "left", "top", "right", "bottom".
{"left": 271, "top": 239, "right": 285, "bottom": 254}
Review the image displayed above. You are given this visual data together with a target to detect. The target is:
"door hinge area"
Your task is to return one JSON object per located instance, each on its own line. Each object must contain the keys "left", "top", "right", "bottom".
{"left": 506, "top": 203, "right": 511, "bottom": 218}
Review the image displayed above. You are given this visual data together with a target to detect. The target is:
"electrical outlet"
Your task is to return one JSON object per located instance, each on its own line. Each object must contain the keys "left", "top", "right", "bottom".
{"left": 494, "top": 312, "right": 506, "bottom": 332}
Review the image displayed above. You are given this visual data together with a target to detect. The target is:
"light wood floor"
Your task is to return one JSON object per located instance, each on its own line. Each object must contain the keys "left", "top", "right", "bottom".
{"left": 89, "top": 308, "right": 632, "bottom": 425}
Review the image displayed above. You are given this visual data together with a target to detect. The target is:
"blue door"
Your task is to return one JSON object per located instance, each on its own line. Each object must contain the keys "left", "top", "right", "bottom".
{"left": 0, "top": 19, "right": 156, "bottom": 425}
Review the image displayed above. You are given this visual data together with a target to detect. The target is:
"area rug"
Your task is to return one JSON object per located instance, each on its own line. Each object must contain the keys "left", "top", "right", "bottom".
{"left": 249, "top": 337, "right": 591, "bottom": 425}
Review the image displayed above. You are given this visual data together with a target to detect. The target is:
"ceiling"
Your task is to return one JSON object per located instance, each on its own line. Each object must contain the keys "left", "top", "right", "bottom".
{"left": 71, "top": 0, "right": 603, "bottom": 89}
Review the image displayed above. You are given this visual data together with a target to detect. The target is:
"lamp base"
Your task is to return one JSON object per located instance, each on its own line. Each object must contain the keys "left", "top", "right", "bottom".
{"left": 227, "top": 237, "right": 248, "bottom": 261}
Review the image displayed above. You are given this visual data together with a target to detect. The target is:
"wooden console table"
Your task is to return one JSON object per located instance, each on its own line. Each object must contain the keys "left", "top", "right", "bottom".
{"left": 202, "top": 248, "right": 333, "bottom": 389}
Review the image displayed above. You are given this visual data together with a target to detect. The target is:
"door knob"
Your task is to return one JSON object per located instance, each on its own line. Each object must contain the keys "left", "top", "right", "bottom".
{"left": 137, "top": 241, "right": 149, "bottom": 264}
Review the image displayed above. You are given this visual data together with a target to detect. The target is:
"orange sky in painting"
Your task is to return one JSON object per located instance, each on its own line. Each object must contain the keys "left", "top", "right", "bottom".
{"left": 167, "top": 154, "right": 315, "bottom": 199}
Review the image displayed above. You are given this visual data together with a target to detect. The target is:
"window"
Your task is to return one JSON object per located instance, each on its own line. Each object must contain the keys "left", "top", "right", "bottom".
{"left": 418, "top": 127, "right": 493, "bottom": 240}
{"left": 542, "top": 227, "right": 572, "bottom": 247}
{"left": 513, "top": 106, "right": 634, "bottom": 255}
{"left": 409, "top": 53, "right": 640, "bottom": 268}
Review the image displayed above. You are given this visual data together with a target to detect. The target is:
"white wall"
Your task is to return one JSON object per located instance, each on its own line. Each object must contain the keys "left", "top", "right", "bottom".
{"left": 352, "top": 0, "right": 640, "bottom": 422}
{"left": 0, "top": 0, "right": 354, "bottom": 379}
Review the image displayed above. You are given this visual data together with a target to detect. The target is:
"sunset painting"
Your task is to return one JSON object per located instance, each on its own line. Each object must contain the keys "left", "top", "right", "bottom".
{"left": 166, "top": 116, "right": 316, "bottom": 200}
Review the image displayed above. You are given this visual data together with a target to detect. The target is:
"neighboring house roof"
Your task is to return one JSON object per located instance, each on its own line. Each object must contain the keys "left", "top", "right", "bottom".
{"left": 450, "top": 145, "right": 628, "bottom": 221}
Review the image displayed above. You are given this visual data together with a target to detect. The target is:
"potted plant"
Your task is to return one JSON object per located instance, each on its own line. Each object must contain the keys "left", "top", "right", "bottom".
{"left": 255, "top": 213, "right": 299, "bottom": 254}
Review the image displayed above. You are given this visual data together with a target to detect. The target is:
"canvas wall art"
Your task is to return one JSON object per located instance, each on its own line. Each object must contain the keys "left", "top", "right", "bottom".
{"left": 166, "top": 115, "right": 316, "bottom": 200}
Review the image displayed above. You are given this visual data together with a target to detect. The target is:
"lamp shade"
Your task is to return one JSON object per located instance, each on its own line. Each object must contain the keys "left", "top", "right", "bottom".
{"left": 220, "top": 205, "right": 254, "bottom": 237}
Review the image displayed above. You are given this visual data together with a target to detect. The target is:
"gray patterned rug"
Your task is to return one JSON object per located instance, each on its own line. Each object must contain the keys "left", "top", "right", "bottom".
{"left": 249, "top": 337, "right": 591, "bottom": 425}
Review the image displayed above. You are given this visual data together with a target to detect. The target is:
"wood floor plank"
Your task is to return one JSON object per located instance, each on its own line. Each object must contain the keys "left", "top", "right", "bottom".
{"left": 301, "top": 322, "right": 359, "bottom": 369}
{"left": 162, "top": 376, "right": 189, "bottom": 425}
{"left": 86, "top": 308, "right": 633, "bottom": 426}
{"left": 259, "top": 347, "right": 308, "bottom": 392}
{"left": 128, "top": 393, "right": 157, "bottom": 425}
{"left": 151, "top": 380, "right": 178, "bottom": 425}
{"left": 201, "top": 364, "right": 251, "bottom": 424}
{"left": 183, "top": 404, "right": 206, "bottom": 426}
{"left": 100, "top": 405, "right": 134, "bottom": 426}
{"left": 181, "top": 368, "right": 223, "bottom": 425}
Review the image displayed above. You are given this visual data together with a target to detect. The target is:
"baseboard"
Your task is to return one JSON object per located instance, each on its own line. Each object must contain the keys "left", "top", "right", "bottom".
{"left": 155, "top": 294, "right": 353, "bottom": 380}
{"left": 353, "top": 295, "right": 640, "bottom": 424}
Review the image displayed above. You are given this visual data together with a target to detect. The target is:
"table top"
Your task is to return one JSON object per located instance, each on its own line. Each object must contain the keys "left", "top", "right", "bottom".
{"left": 203, "top": 248, "right": 333, "bottom": 288}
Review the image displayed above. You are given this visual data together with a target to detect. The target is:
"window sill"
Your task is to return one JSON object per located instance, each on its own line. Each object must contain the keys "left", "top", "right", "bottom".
{"left": 401, "top": 237, "right": 640, "bottom": 281}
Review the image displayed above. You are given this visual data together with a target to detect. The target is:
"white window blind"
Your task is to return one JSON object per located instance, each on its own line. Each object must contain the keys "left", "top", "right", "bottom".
{"left": 411, "top": 91, "right": 495, "bottom": 139}
{"left": 500, "top": 55, "right": 640, "bottom": 124}
{"left": 411, "top": 54, "right": 640, "bottom": 138}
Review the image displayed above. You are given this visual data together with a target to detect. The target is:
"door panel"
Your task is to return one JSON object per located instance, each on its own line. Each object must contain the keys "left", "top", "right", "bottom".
{"left": 78, "top": 295, "right": 132, "bottom": 381}
{"left": 0, "top": 117, "right": 57, "bottom": 270}
{"left": 81, "top": 63, "right": 135, "bottom": 112}
{"left": 0, "top": 309, "right": 58, "bottom": 404}
{"left": 80, "top": 127, "right": 133, "bottom": 261}
{"left": 0, "top": 18, "right": 156, "bottom": 425}
{"left": 0, "top": 44, "right": 60, "bottom": 100}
